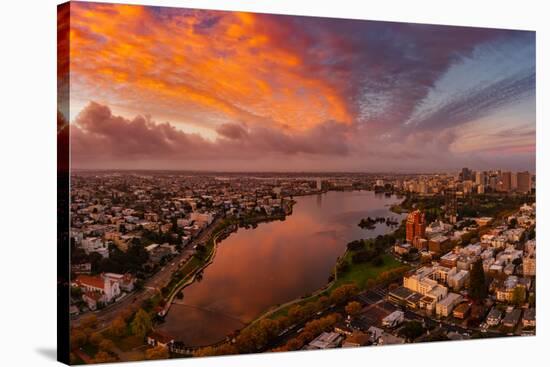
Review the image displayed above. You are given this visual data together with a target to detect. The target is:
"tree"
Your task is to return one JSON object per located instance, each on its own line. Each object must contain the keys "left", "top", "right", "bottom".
{"left": 288, "top": 305, "right": 305, "bottom": 323}
{"left": 217, "top": 343, "right": 238, "bottom": 355}
{"left": 89, "top": 252, "right": 104, "bottom": 272}
{"left": 130, "top": 309, "right": 152, "bottom": 339}
{"left": 316, "top": 296, "right": 330, "bottom": 310}
{"left": 110, "top": 316, "right": 127, "bottom": 337}
{"left": 352, "top": 249, "right": 376, "bottom": 264}
{"left": 80, "top": 314, "right": 98, "bottom": 329}
{"left": 258, "top": 318, "right": 280, "bottom": 341}
{"left": 512, "top": 287, "right": 526, "bottom": 306}
{"left": 235, "top": 328, "right": 260, "bottom": 353}
{"left": 89, "top": 331, "right": 104, "bottom": 346}
{"left": 398, "top": 321, "right": 425, "bottom": 341}
{"left": 366, "top": 279, "right": 377, "bottom": 288}
{"left": 330, "top": 284, "right": 358, "bottom": 305}
{"left": 99, "top": 339, "right": 116, "bottom": 353}
{"left": 345, "top": 301, "right": 362, "bottom": 317}
{"left": 285, "top": 338, "right": 303, "bottom": 351}
{"left": 372, "top": 255, "right": 385, "bottom": 267}
{"left": 346, "top": 240, "right": 365, "bottom": 251}
{"left": 70, "top": 328, "right": 87, "bottom": 348}
{"left": 120, "top": 306, "right": 137, "bottom": 322}
{"left": 193, "top": 346, "right": 216, "bottom": 357}
{"left": 70, "top": 352, "right": 79, "bottom": 365}
{"left": 336, "top": 261, "right": 350, "bottom": 274}
{"left": 145, "top": 345, "right": 169, "bottom": 360}
{"left": 71, "top": 286, "right": 83, "bottom": 299}
{"left": 468, "top": 258, "right": 487, "bottom": 303}
{"left": 92, "top": 351, "right": 117, "bottom": 364}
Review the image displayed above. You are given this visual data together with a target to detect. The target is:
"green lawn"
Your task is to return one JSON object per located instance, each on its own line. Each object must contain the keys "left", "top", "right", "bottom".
{"left": 265, "top": 253, "right": 402, "bottom": 321}
{"left": 333, "top": 253, "right": 401, "bottom": 289}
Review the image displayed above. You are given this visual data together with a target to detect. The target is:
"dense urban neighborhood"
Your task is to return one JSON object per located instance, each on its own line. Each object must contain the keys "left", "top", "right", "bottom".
{"left": 68, "top": 169, "right": 535, "bottom": 363}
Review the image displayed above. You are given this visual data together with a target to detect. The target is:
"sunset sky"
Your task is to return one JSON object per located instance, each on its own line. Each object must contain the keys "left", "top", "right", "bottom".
{"left": 62, "top": 2, "right": 536, "bottom": 172}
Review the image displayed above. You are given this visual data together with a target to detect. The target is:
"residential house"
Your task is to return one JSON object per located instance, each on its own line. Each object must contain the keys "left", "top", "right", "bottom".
{"left": 486, "top": 308, "right": 502, "bottom": 327}
{"left": 502, "top": 309, "right": 522, "bottom": 329}
{"left": 522, "top": 308, "right": 536, "bottom": 328}
{"left": 305, "top": 332, "right": 343, "bottom": 350}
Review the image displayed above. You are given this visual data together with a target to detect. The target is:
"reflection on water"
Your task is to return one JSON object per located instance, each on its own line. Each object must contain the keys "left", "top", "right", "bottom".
{"left": 158, "top": 190, "right": 404, "bottom": 346}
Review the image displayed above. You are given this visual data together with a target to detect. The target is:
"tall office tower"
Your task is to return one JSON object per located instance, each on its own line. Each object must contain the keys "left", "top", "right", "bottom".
{"left": 460, "top": 167, "right": 472, "bottom": 181}
{"left": 406, "top": 210, "right": 426, "bottom": 243}
{"left": 489, "top": 176, "right": 498, "bottom": 191}
{"left": 501, "top": 171, "right": 512, "bottom": 192}
{"left": 511, "top": 172, "right": 518, "bottom": 191}
{"left": 477, "top": 184, "right": 485, "bottom": 194}
{"left": 444, "top": 188, "right": 458, "bottom": 224}
{"left": 475, "top": 171, "right": 487, "bottom": 187}
{"left": 517, "top": 171, "right": 532, "bottom": 193}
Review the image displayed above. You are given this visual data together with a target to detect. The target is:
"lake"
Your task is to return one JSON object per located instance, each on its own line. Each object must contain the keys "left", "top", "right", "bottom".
{"left": 157, "top": 190, "right": 404, "bottom": 346}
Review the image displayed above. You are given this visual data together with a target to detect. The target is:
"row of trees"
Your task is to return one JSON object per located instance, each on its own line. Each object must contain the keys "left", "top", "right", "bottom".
{"left": 70, "top": 314, "right": 118, "bottom": 364}
{"left": 70, "top": 308, "right": 154, "bottom": 363}
{"left": 458, "top": 193, "right": 535, "bottom": 219}
{"left": 344, "top": 235, "right": 397, "bottom": 268}
{"left": 71, "top": 240, "right": 150, "bottom": 276}
{"left": 272, "top": 313, "right": 343, "bottom": 352}
{"left": 397, "top": 321, "right": 425, "bottom": 341}
{"left": 193, "top": 284, "right": 359, "bottom": 357}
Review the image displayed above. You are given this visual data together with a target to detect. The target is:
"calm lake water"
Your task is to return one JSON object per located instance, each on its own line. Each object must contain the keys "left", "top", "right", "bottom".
{"left": 158, "top": 190, "right": 404, "bottom": 346}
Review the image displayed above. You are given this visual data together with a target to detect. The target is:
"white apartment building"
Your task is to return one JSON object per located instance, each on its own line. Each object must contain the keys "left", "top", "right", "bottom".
{"left": 436, "top": 293, "right": 463, "bottom": 317}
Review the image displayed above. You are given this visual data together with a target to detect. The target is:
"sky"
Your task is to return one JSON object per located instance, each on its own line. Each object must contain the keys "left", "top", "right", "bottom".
{"left": 60, "top": 2, "right": 536, "bottom": 172}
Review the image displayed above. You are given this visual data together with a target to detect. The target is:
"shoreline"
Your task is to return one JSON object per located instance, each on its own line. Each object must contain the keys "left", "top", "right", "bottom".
{"left": 159, "top": 197, "right": 297, "bottom": 319}
{"left": 168, "top": 190, "right": 407, "bottom": 351}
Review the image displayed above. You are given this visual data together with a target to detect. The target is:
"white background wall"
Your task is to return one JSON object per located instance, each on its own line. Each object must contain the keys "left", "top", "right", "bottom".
{"left": 0, "top": 0, "right": 547, "bottom": 366}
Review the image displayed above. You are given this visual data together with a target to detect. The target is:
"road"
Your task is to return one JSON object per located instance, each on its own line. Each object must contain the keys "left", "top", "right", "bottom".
{"left": 71, "top": 217, "right": 223, "bottom": 330}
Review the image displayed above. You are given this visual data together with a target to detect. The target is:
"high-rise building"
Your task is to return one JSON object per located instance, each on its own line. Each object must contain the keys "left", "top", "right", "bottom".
{"left": 517, "top": 171, "right": 532, "bottom": 193}
{"left": 477, "top": 184, "right": 485, "bottom": 194}
{"left": 475, "top": 171, "right": 486, "bottom": 186}
{"left": 511, "top": 172, "right": 518, "bottom": 190}
{"left": 460, "top": 167, "right": 472, "bottom": 182}
{"left": 463, "top": 180, "right": 473, "bottom": 194}
{"left": 406, "top": 210, "right": 426, "bottom": 244}
{"left": 489, "top": 176, "right": 498, "bottom": 191}
{"left": 501, "top": 171, "right": 512, "bottom": 192}
{"left": 444, "top": 188, "right": 458, "bottom": 224}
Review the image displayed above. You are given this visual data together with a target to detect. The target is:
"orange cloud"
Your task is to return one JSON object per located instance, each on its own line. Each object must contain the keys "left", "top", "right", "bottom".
{"left": 68, "top": 3, "right": 352, "bottom": 132}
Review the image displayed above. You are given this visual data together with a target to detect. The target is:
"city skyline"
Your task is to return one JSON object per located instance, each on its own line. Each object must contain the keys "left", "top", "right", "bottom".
{"left": 63, "top": 2, "right": 535, "bottom": 172}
